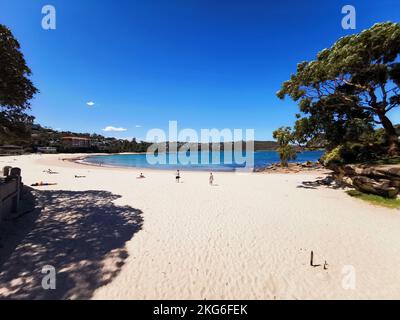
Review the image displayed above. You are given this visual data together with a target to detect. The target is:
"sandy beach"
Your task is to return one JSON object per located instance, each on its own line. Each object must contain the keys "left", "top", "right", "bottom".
{"left": 0, "top": 153, "right": 400, "bottom": 300}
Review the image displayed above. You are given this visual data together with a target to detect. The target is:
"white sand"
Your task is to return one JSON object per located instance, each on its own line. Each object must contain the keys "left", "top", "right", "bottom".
{"left": 1, "top": 153, "right": 400, "bottom": 299}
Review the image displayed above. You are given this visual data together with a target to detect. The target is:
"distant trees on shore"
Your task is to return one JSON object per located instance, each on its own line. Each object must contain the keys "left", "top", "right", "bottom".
{"left": 28, "top": 124, "right": 152, "bottom": 153}
{"left": 28, "top": 124, "right": 280, "bottom": 153}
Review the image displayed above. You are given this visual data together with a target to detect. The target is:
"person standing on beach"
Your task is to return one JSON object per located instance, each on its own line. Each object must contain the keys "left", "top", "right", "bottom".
{"left": 176, "top": 170, "right": 180, "bottom": 183}
{"left": 209, "top": 172, "right": 214, "bottom": 186}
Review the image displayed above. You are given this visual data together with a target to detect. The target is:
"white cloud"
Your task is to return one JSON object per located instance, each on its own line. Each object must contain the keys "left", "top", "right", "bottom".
{"left": 102, "top": 126, "right": 127, "bottom": 132}
{"left": 86, "top": 101, "right": 95, "bottom": 107}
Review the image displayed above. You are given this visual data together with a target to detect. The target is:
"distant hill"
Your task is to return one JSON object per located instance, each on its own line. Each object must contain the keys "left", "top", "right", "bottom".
{"left": 1, "top": 123, "right": 281, "bottom": 153}
{"left": 253, "top": 141, "right": 278, "bottom": 151}
{"left": 152, "top": 141, "right": 278, "bottom": 152}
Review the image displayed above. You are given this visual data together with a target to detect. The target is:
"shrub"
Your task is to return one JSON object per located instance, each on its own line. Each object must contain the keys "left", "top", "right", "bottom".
{"left": 322, "top": 143, "right": 386, "bottom": 167}
{"left": 321, "top": 145, "right": 344, "bottom": 167}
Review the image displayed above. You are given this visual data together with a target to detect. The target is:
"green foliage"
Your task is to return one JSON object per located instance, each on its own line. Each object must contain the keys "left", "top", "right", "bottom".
{"left": 321, "top": 142, "right": 385, "bottom": 166}
{"left": 0, "top": 24, "right": 38, "bottom": 144}
{"left": 276, "top": 145, "right": 297, "bottom": 167}
{"left": 273, "top": 127, "right": 297, "bottom": 167}
{"left": 277, "top": 22, "right": 400, "bottom": 156}
{"left": 346, "top": 190, "right": 400, "bottom": 209}
{"left": 321, "top": 145, "right": 344, "bottom": 166}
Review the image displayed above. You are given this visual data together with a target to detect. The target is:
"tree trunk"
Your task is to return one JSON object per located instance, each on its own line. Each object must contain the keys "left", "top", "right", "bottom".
{"left": 378, "top": 113, "right": 399, "bottom": 156}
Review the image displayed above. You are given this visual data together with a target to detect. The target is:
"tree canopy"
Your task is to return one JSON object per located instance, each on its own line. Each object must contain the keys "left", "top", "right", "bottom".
{"left": 277, "top": 22, "right": 400, "bottom": 156}
{"left": 272, "top": 127, "right": 297, "bottom": 167}
{"left": 0, "top": 24, "right": 38, "bottom": 143}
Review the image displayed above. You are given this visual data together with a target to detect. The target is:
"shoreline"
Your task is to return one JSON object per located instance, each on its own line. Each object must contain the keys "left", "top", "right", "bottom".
{"left": 67, "top": 153, "right": 328, "bottom": 175}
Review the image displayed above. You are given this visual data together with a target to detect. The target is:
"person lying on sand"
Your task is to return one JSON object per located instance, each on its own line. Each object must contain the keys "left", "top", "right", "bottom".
{"left": 137, "top": 173, "right": 145, "bottom": 179}
{"left": 75, "top": 175, "right": 86, "bottom": 178}
{"left": 31, "top": 182, "right": 58, "bottom": 186}
{"left": 43, "top": 169, "right": 59, "bottom": 174}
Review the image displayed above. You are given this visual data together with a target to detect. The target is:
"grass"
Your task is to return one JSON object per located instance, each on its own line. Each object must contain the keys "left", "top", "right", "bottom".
{"left": 346, "top": 190, "right": 400, "bottom": 209}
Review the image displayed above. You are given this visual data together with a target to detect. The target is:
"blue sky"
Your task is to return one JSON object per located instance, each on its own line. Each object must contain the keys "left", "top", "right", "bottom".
{"left": 1, "top": 0, "right": 399, "bottom": 141}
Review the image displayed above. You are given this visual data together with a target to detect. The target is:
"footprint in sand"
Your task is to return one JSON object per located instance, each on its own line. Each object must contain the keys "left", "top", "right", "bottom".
{"left": 316, "top": 271, "right": 331, "bottom": 281}
{"left": 264, "top": 274, "right": 278, "bottom": 297}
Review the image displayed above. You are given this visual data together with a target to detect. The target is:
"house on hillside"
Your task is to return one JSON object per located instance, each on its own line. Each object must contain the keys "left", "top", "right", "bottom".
{"left": 61, "top": 136, "right": 92, "bottom": 149}
{"left": 36, "top": 147, "right": 57, "bottom": 153}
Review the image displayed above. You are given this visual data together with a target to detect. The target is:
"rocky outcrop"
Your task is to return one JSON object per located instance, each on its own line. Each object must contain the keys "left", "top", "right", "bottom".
{"left": 331, "top": 164, "right": 400, "bottom": 198}
{"left": 255, "top": 161, "right": 324, "bottom": 173}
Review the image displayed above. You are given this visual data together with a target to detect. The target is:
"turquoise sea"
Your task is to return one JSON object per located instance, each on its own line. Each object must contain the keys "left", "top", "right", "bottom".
{"left": 84, "top": 150, "right": 324, "bottom": 171}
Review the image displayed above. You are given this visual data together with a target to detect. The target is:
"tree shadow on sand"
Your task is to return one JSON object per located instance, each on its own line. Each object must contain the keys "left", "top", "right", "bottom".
{"left": 0, "top": 188, "right": 143, "bottom": 300}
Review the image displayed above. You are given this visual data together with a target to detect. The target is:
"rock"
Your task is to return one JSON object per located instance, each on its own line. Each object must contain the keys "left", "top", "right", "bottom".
{"left": 332, "top": 164, "right": 400, "bottom": 198}
{"left": 301, "top": 161, "right": 317, "bottom": 168}
{"left": 375, "top": 166, "right": 400, "bottom": 179}
{"left": 351, "top": 175, "right": 399, "bottom": 198}
{"left": 341, "top": 176, "right": 354, "bottom": 186}
{"left": 255, "top": 161, "right": 322, "bottom": 173}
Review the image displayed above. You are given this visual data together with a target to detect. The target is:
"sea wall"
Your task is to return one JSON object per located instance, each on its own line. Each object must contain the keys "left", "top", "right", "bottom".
{"left": 331, "top": 164, "right": 400, "bottom": 198}
{"left": 0, "top": 167, "right": 22, "bottom": 224}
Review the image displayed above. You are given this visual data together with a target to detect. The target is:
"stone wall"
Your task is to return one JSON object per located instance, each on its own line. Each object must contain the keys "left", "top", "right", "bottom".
{"left": 332, "top": 164, "right": 400, "bottom": 198}
{"left": 0, "top": 167, "right": 22, "bottom": 224}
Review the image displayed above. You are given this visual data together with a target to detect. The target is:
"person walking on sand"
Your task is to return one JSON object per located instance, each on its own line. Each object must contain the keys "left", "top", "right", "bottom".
{"left": 209, "top": 172, "right": 214, "bottom": 186}
{"left": 176, "top": 170, "right": 180, "bottom": 183}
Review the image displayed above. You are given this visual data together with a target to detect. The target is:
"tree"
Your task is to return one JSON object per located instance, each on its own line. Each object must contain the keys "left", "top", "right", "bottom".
{"left": 0, "top": 24, "right": 38, "bottom": 143}
{"left": 277, "top": 22, "right": 400, "bottom": 156}
{"left": 273, "top": 127, "right": 297, "bottom": 167}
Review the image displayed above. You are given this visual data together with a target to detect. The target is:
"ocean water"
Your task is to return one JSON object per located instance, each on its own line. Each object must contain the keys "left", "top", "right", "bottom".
{"left": 84, "top": 150, "right": 324, "bottom": 171}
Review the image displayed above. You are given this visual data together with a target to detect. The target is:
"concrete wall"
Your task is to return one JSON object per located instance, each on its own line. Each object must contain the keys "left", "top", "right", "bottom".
{"left": 0, "top": 168, "right": 22, "bottom": 224}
